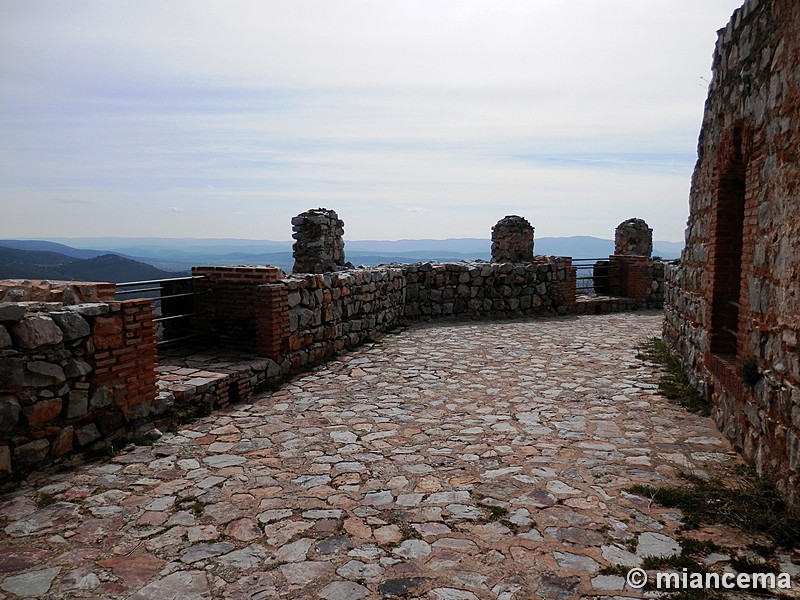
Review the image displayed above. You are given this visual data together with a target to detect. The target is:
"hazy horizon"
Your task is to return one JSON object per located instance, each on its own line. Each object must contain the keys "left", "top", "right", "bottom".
{"left": 2, "top": 1, "right": 744, "bottom": 243}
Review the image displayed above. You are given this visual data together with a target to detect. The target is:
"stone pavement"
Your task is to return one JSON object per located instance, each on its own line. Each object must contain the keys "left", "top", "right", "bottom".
{"left": 0, "top": 312, "right": 796, "bottom": 599}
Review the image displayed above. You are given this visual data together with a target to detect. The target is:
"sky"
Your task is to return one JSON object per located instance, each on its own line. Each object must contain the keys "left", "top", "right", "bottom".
{"left": 1, "top": 0, "right": 745, "bottom": 243}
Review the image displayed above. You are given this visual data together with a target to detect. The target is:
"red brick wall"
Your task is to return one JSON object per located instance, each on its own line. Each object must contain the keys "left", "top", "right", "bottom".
{"left": 192, "top": 266, "right": 284, "bottom": 353}
{"left": 91, "top": 299, "right": 158, "bottom": 421}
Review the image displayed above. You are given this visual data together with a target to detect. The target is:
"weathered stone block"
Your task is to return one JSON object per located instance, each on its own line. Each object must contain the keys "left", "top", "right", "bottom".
{"left": 13, "top": 438, "right": 50, "bottom": 467}
{"left": 0, "top": 445, "right": 10, "bottom": 474}
{"left": 64, "top": 358, "right": 92, "bottom": 378}
{"left": 23, "top": 398, "right": 62, "bottom": 425}
{"left": 0, "top": 303, "right": 26, "bottom": 322}
{"left": 0, "top": 325, "right": 11, "bottom": 349}
{"left": 74, "top": 423, "right": 101, "bottom": 446}
{"left": 49, "top": 311, "right": 90, "bottom": 341}
{"left": 89, "top": 386, "right": 111, "bottom": 409}
{"left": 66, "top": 390, "right": 89, "bottom": 419}
{"left": 25, "top": 361, "right": 67, "bottom": 387}
{"left": 65, "top": 303, "right": 110, "bottom": 317}
{"left": 12, "top": 315, "right": 64, "bottom": 350}
{"left": 52, "top": 426, "right": 74, "bottom": 456}
{"left": 152, "top": 391, "right": 175, "bottom": 415}
{"left": 0, "top": 396, "right": 21, "bottom": 434}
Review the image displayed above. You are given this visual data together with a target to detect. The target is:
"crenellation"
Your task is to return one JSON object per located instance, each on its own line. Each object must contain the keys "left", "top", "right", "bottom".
{"left": 491, "top": 215, "right": 534, "bottom": 263}
{"left": 0, "top": 214, "right": 666, "bottom": 481}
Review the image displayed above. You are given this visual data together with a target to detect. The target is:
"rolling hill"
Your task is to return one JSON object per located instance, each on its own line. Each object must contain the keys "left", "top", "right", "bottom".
{"left": 0, "top": 246, "right": 186, "bottom": 283}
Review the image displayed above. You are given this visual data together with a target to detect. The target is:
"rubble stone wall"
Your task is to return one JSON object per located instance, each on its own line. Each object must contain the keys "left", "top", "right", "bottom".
{"left": 283, "top": 269, "right": 407, "bottom": 369}
{"left": 404, "top": 258, "right": 574, "bottom": 319}
{"left": 291, "top": 208, "right": 347, "bottom": 274}
{"left": 614, "top": 218, "right": 653, "bottom": 257}
{"left": 664, "top": 0, "right": 800, "bottom": 510}
{"left": 491, "top": 216, "right": 535, "bottom": 263}
{"left": 0, "top": 298, "right": 159, "bottom": 478}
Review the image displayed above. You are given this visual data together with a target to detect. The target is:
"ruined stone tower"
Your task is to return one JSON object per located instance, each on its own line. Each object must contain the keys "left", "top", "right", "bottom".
{"left": 291, "top": 208, "right": 347, "bottom": 274}
{"left": 491, "top": 215, "right": 534, "bottom": 263}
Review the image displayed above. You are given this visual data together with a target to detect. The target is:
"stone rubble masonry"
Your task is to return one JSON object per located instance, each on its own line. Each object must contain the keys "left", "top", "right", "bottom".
{"left": 664, "top": 0, "right": 800, "bottom": 511}
{"left": 0, "top": 296, "right": 158, "bottom": 480}
{"left": 491, "top": 215, "right": 535, "bottom": 263}
{"left": 0, "top": 250, "right": 664, "bottom": 482}
{"left": 0, "top": 280, "right": 115, "bottom": 304}
{"left": 292, "top": 208, "right": 348, "bottom": 274}
{"left": 614, "top": 218, "right": 653, "bottom": 257}
{"left": 283, "top": 268, "right": 406, "bottom": 370}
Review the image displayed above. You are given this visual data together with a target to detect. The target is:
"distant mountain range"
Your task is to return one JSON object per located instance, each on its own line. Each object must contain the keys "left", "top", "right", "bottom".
{"left": 0, "top": 243, "right": 184, "bottom": 283}
{"left": 1, "top": 236, "right": 683, "bottom": 283}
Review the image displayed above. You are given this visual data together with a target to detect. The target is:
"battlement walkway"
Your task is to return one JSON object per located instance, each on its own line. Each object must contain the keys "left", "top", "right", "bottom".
{"left": 1, "top": 312, "right": 794, "bottom": 599}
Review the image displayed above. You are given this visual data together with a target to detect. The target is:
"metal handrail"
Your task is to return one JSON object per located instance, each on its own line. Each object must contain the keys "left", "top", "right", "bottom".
{"left": 115, "top": 275, "right": 209, "bottom": 346}
{"left": 115, "top": 275, "right": 205, "bottom": 288}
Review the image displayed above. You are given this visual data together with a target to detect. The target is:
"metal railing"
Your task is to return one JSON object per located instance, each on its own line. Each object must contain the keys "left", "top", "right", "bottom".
{"left": 115, "top": 275, "right": 209, "bottom": 346}
{"left": 572, "top": 258, "right": 612, "bottom": 295}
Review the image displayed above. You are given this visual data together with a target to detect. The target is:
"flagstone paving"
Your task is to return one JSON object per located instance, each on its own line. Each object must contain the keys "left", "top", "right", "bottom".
{"left": 1, "top": 312, "right": 797, "bottom": 599}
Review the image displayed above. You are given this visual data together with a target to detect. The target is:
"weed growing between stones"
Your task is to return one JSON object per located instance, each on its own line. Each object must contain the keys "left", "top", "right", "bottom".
{"left": 36, "top": 492, "right": 58, "bottom": 508}
{"left": 176, "top": 494, "right": 205, "bottom": 516}
{"left": 740, "top": 356, "right": 762, "bottom": 386}
{"left": 628, "top": 472, "right": 800, "bottom": 550}
{"left": 635, "top": 338, "right": 711, "bottom": 416}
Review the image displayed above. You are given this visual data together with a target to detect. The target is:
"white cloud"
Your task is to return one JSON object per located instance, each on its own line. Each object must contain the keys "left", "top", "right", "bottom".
{"left": 0, "top": 0, "right": 745, "bottom": 242}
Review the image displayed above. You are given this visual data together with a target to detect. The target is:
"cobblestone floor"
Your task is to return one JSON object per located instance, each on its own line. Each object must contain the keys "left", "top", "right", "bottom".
{"left": 1, "top": 312, "right": 797, "bottom": 599}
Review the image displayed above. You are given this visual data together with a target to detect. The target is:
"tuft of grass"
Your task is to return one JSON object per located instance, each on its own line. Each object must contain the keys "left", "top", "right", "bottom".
{"left": 740, "top": 356, "right": 761, "bottom": 386}
{"left": 641, "top": 553, "right": 706, "bottom": 572}
{"left": 627, "top": 474, "right": 800, "bottom": 550}
{"left": 730, "top": 555, "right": 778, "bottom": 575}
{"left": 677, "top": 537, "right": 720, "bottom": 557}
{"left": 482, "top": 505, "right": 509, "bottom": 522}
{"left": 176, "top": 494, "right": 205, "bottom": 516}
{"left": 36, "top": 493, "right": 58, "bottom": 508}
{"left": 636, "top": 338, "right": 711, "bottom": 415}
{"left": 598, "top": 564, "right": 629, "bottom": 576}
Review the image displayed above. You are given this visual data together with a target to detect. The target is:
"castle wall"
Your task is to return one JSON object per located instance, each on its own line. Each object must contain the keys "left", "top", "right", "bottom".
{"left": 0, "top": 298, "right": 159, "bottom": 478}
{"left": 664, "top": 0, "right": 800, "bottom": 509}
{"left": 0, "top": 250, "right": 661, "bottom": 480}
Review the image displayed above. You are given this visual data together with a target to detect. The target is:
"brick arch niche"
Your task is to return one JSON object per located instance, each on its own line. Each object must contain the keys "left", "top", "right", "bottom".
{"left": 709, "top": 124, "right": 750, "bottom": 357}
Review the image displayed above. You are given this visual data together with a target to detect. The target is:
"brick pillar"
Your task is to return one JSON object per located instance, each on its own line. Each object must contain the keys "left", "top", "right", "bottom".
{"left": 555, "top": 258, "right": 577, "bottom": 311}
{"left": 91, "top": 298, "right": 158, "bottom": 421}
{"left": 609, "top": 255, "right": 651, "bottom": 300}
{"left": 255, "top": 283, "right": 290, "bottom": 362}
{"left": 192, "top": 266, "right": 285, "bottom": 353}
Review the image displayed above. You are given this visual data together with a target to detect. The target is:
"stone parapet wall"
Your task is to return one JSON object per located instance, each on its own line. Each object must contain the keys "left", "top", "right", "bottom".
{"left": 0, "top": 298, "right": 159, "bottom": 479}
{"left": 404, "top": 258, "right": 574, "bottom": 319}
{"left": 283, "top": 268, "right": 406, "bottom": 369}
{"left": 0, "top": 280, "right": 115, "bottom": 304}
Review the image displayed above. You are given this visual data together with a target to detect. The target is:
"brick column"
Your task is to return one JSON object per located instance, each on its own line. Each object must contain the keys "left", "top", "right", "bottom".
{"left": 609, "top": 255, "right": 651, "bottom": 300}
{"left": 255, "top": 283, "right": 290, "bottom": 362}
{"left": 192, "top": 266, "right": 285, "bottom": 354}
{"left": 555, "top": 258, "right": 577, "bottom": 311}
{"left": 91, "top": 298, "right": 158, "bottom": 421}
